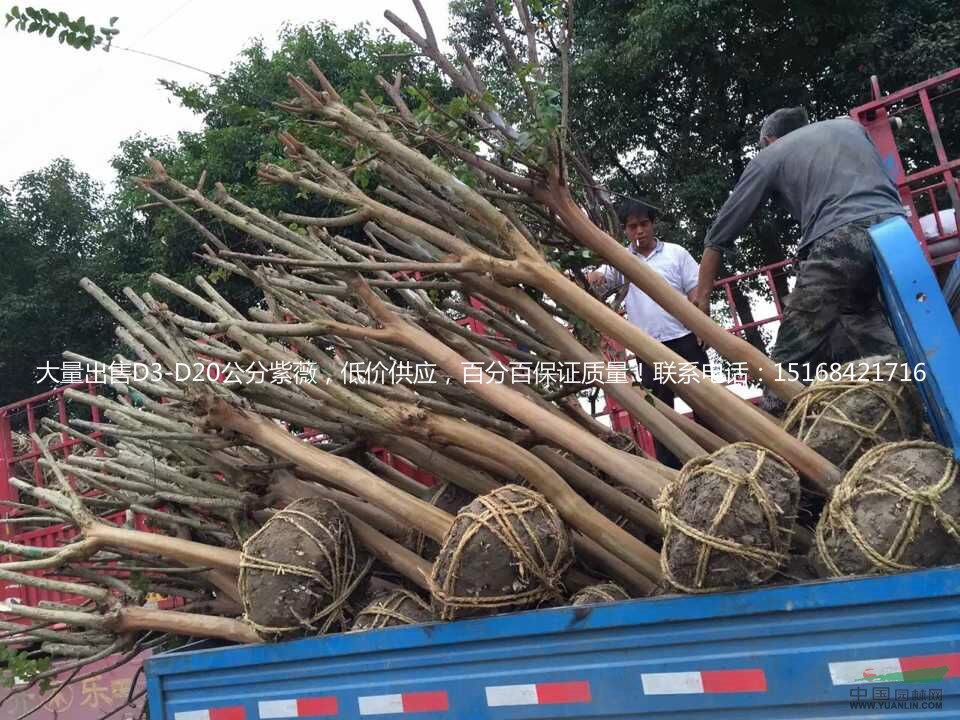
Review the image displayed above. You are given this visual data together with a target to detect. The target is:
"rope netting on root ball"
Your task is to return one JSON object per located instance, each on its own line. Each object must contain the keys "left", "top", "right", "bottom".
{"left": 656, "top": 442, "right": 801, "bottom": 593}
{"left": 570, "top": 582, "right": 630, "bottom": 606}
{"left": 430, "top": 485, "right": 574, "bottom": 620}
{"left": 783, "top": 356, "right": 923, "bottom": 471}
{"left": 813, "top": 441, "right": 960, "bottom": 577}
{"left": 239, "top": 497, "right": 372, "bottom": 640}
{"left": 351, "top": 589, "right": 435, "bottom": 631}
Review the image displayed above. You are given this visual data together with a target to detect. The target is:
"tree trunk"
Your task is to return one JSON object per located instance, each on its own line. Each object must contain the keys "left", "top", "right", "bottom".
{"left": 730, "top": 282, "right": 767, "bottom": 352}
{"left": 523, "top": 253, "right": 841, "bottom": 493}
{"left": 201, "top": 400, "right": 453, "bottom": 542}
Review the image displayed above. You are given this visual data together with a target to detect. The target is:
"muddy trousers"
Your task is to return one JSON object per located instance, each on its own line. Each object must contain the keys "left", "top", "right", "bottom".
{"left": 762, "top": 214, "right": 903, "bottom": 414}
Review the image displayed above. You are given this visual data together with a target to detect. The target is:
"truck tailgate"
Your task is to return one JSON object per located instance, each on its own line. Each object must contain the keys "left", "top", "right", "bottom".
{"left": 147, "top": 565, "right": 960, "bottom": 719}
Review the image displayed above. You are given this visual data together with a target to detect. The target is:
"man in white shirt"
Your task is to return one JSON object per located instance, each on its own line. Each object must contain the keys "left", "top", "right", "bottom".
{"left": 586, "top": 198, "right": 707, "bottom": 467}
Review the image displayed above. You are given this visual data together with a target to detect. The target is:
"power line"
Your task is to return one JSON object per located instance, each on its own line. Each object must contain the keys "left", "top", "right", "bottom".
{"left": 114, "top": 46, "right": 222, "bottom": 79}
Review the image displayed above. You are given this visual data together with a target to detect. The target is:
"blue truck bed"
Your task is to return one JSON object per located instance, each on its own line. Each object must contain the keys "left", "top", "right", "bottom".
{"left": 147, "top": 566, "right": 960, "bottom": 719}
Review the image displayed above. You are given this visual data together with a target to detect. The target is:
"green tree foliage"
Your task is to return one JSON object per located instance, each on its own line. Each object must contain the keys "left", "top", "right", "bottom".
{"left": 110, "top": 21, "right": 444, "bottom": 314}
{"left": 145, "top": 22, "right": 434, "bottom": 208}
{"left": 4, "top": 6, "right": 117, "bottom": 50}
{"left": 0, "top": 159, "right": 118, "bottom": 405}
{"left": 0, "top": 22, "right": 441, "bottom": 403}
{"left": 451, "top": 0, "right": 960, "bottom": 349}
{"left": 0, "top": 643, "right": 51, "bottom": 692}
{"left": 570, "top": 0, "right": 960, "bottom": 258}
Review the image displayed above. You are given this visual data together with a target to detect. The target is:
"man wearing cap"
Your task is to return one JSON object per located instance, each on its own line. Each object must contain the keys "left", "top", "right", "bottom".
{"left": 586, "top": 198, "right": 708, "bottom": 468}
{"left": 691, "top": 108, "right": 906, "bottom": 410}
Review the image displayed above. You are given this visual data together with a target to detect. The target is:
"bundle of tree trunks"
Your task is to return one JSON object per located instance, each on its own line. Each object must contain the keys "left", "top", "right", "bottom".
{"left": 0, "top": 1, "right": 953, "bottom": 713}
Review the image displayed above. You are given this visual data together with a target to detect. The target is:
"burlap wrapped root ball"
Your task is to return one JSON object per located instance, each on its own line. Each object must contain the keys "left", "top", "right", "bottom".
{"left": 656, "top": 443, "right": 801, "bottom": 593}
{"left": 570, "top": 582, "right": 630, "bottom": 606}
{"left": 240, "top": 497, "right": 369, "bottom": 640}
{"left": 430, "top": 484, "right": 574, "bottom": 620}
{"left": 351, "top": 590, "right": 434, "bottom": 632}
{"left": 814, "top": 441, "right": 960, "bottom": 577}
{"left": 783, "top": 355, "right": 923, "bottom": 470}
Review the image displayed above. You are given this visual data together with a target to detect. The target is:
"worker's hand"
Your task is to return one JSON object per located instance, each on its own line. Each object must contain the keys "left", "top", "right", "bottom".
{"left": 691, "top": 288, "right": 710, "bottom": 315}
{"left": 585, "top": 270, "right": 605, "bottom": 287}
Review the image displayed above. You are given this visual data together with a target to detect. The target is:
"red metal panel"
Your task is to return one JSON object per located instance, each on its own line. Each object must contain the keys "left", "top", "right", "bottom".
{"left": 0, "top": 412, "right": 16, "bottom": 540}
{"left": 371, "top": 448, "right": 437, "bottom": 488}
{"left": 0, "top": 384, "right": 103, "bottom": 514}
{"left": 851, "top": 70, "right": 960, "bottom": 265}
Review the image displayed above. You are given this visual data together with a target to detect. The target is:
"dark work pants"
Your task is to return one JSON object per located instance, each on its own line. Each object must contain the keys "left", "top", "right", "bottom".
{"left": 761, "top": 213, "right": 903, "bottom": 417}
{"left": 637, "top": 332, "right": 709, "bottom": 470}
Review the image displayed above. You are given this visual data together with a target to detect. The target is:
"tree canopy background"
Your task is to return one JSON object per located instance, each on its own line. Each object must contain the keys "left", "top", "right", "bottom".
{"left": 2, "top": 1, "right": 958, "bottom": 405}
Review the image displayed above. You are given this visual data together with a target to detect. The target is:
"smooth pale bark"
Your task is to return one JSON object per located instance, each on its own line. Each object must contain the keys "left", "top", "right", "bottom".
{"left": 374, "top": 435, "right": 499, "bottom": 495}
{"left": 366, "top": 454, "right": 435, "bottom": 499}
{"left": 346, "top": 513, "right": 432, "bottom": 592}
{"left": 202, "top": 400, "right": 452, "bottom": 542}
{"left": 267, "top": 467, "right": 433, "bottom": 590}
{"left": 463, "top": 274, "right": 707, "bottom": 462}
{"left": 273, "top": 91, "right": 839, "bottom": 493}
{"left": 526, "top": 262, "right": 842, "bottom": 494}
{"left": 355, "top": 282, "right": 670, "bottom": 501}
{"left": 86, "top": 523, "right": 241, "bottom": 574}
{"left": 420, "top": 411, "right": 662, "bottom": 582}
{"left": 648, "top": 394, "right": 726, "bottom": 452}
{"left": 9, "top": 464, "right": 243, "bottom": 577}
{"left": 270, "top": 471, "right": 408, "bottom": 540}
{"left": 0, "top": 568, "right": 108, "bottom": 603}
{"left": 442, "top": 446, "right": 527, "bottom": 483}
{"left": 532, "top": 447, "right": 663, "bottom": 536}
{"left": 7, "top": 604, "right": 259, "bottom": 644}
{"left": 572, "top": 533, "right": 654, "bottom": 596}
{"left": 113, "top": 607, "right": 259, "bottom": 644}
{"left": 543, "top": 185, "right": 805, "bottom": 402}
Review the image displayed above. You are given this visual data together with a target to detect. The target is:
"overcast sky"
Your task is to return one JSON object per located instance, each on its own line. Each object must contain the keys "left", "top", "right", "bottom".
{"left": 0, "top": 0, "right": 450, "bottom": 190}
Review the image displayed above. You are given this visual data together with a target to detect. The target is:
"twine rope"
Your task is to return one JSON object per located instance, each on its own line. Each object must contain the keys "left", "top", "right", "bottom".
{"left": 239, "top": 499, "right": 370, "bottom": 637}
{"left": 353, "top": 590, "right": 432, "bottom": 630}
{"left": 429, "top": 485, "right": 572, "bottom": 620}
{"left": 655, "top": 442, "right": 795, "bottom": 593}
{"left": 409, "top": 481, "right": 454, "bottom": 557}
{"left": 784, "top": 380, "right": 915, "bottom": 468}
{"left": 816, "top": 440, "right": 960, "bottom": 576}
{"left": 572, "top": 582, "right": 627, "bottom": 605}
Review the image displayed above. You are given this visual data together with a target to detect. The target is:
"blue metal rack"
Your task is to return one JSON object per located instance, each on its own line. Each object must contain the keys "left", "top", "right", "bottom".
{"left": 871, "top": 216, "right": 960, "bottom": 457}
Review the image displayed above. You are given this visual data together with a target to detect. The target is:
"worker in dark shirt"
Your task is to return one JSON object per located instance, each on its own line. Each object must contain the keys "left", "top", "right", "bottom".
{"left": 691, "top": 107, "right": 906, "bottom": 411}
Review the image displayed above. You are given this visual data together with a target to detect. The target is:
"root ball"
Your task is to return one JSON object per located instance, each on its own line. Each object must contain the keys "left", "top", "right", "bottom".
{"left": 240, "top": 497, "right": 368, "bottom": 639}
{"left": 351, "top": 589, "right": 434, "bottom": 631}
{"left": 430, "top": 485, "right": 573, "bottom": 620}
{"left": 656, "top": 442, "right": 800, "bottom": 593}
{"left": 814, "top": 441, "right": 960, "bottom": 577}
